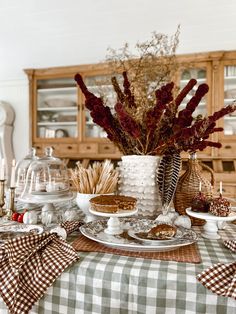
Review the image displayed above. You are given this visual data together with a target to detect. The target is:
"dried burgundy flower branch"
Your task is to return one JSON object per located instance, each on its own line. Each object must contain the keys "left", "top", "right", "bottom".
{"left": 175, "top": 79, "right": 197, "bottom": 107}
{"left": 111, "top": 76, "right": 125, "bottom": 103}
{"left": 157, "top": 79, "right": 198, "bottom": 138}
{"left": 123, "top": 71, "right": 136, "bottom": 108}
{"left": 74, "top": 72, "right": 236, "bottom": 156}
{"left": 173, "top": 83, "right": 209, "bottom": 131}
{"left": 115, "top": 102, "right": 142, "bottom": 139}
{"left": 75, "top": 73, "right": 128, "bottom": 153}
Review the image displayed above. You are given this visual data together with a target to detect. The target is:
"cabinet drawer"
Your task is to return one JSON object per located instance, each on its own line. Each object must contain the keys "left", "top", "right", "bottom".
{"left": 35, "top": 144, "right": 60, "bottom": 156}
{"left": 98, "top": 143, "right": 116, "bottom": 154}
{"left": 79, "top": 143, "right": 98, "bottom": 154}
{"left": 58, "top": 144, "right": 78, "bottom": 153}
{"left": 218, "top": 143, "right": 236, "bottom": 157}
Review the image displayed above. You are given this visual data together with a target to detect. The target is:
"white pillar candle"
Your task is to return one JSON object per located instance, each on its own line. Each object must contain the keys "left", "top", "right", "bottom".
{"left": 10, "top": 159, "right": 16, "bottom": 187}
{"left": 0, "top": 159, "right": 5, "bottom": 180}
{"left": 199, "top": 181, "right": 202, "bottom": 192}
{"left": 219, "top": 181, "right": 223, "bottom": 195}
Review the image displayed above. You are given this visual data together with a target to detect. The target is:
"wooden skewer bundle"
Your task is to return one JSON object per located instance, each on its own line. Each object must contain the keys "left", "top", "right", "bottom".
{"left": 69, "top": 160, "right": 118, "bottom": 194}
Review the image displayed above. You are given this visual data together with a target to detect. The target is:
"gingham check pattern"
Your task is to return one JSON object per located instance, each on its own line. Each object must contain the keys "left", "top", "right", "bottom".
{"left": 0, "top": 203, "right": 236, "bottom": 314}
{"left": 197, "top": 237, "right": 236, "bottom": 300}
{"left": 224, "top": 239, "right": 236, "bottom": 252}
{"left": 197, "top": 262, "right": 236, "bottom": 299}
{"left": 0, "top": 221, "right": 81, "bottom": 314}
{"left": 61, "top": 220, "right": 83, "bottom": 235}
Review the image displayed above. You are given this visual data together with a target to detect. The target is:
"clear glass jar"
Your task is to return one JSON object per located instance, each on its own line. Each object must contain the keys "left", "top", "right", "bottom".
{"left": 15, "top": 147, "right": 39, "bottom": 198}
{"left": 20, "top": 147, "right": 70, "bottom": 202}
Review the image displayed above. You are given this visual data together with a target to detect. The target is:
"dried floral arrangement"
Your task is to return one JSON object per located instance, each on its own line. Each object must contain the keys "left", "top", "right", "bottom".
{"left": 105, "top": 27, "right": 180, "bottom": 119}
{"left": 75, "top": 73, "right": 236, "bottom": 156}
{"left": 69, "top": 160, "right": 118, "bottom": 194}
{"left": 73, "top": 27, "right": 236, "bottom": 212}
{"left": 74, "top": 72, "right": 236, "bottom": 211}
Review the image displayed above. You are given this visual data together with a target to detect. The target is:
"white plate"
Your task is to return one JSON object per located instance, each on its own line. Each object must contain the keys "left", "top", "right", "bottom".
{"left": 186, "top": 207, "right": 236, "bottom": 221}
{"left": 80, "top": 218, "right": 198, "bottom": 252}
{"left": 89, "top": 207, "right": 138, "bottom": 218}
{"left": 127, "top": 227, "right": 183, "bottom": 245}
{"left": 18, "top": 191, "right": 74, "bottom": 203}
{"left": 186, "top": 207, "right": 236, "bottom": 240}
{"left": 0, "top": 224, "right": 44, "bottom": 242}
{"left": 31, "top": 189, "right": 69, "bottom": 197}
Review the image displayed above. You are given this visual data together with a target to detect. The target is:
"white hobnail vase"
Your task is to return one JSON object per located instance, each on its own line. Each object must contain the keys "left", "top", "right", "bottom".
{"left": 118, "top": 155, "right": 162, "bottom": 217}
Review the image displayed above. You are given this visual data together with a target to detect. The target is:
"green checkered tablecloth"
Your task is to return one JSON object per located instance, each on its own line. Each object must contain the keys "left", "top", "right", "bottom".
{"left": 0, "top": 214, "right": 235, "bottom": 313}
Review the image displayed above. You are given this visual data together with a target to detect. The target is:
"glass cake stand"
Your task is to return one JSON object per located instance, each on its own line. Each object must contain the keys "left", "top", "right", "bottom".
{"left": 19, "top": 192, "right": 74, "bottom": 225}
{"left": 186, "top": 207, "right": 236, "bottom": 239}
{"left": 89, "top": 207, "right": 138, "bottom": 235}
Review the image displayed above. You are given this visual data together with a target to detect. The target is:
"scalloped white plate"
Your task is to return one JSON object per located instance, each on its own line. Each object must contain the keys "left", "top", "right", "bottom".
{"left": 0, "top": 224, "right": 44, "bottom": 242}
{"left": 80, "top": 218, "right": 198, "bottom": 252}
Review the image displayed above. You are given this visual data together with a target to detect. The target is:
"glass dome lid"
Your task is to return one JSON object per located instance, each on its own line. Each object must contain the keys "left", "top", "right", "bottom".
{"left": 15, "top": 147, "right": 39, "bottom": 198}
{"left": 20, "top": 147, "right": 71, "bottom": 202}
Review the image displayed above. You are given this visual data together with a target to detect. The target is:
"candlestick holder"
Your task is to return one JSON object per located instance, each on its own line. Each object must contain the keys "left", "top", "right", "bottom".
{"left": 6, "top": 187, "right": 16, "bottom": 219}
{"left": 0, "top": 179, "right": 5, "bottom": 217}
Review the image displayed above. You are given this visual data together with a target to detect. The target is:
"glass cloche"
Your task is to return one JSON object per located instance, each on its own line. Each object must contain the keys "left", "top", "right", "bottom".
{"left": 20, "top": 147, "right": 72, "bottom": 203}
{"left": 15, "top": 147, "right": 39, "bottom": 198}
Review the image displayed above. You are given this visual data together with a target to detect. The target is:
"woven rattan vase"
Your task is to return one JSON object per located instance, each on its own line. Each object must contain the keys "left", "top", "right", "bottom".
{"left": 173, "top": 153, "right": 214, "bottom": 225}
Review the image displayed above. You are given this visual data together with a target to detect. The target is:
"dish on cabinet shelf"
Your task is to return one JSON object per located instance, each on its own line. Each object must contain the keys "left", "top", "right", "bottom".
{"left": 225, "top": 66, "right": 236, "bottom": 77}
{"left": 55, "top": 128, "right": 69, "bottom": 138}
{"left": 40, "top": 98, "right": 77, "bottom": 108}
{"left": 224, "top": 124, "right": 234, "bottom": 135}
{"left": 181, "top": 70, "right": 191, "bottom": 80}
{"left": 197, "top": 69, "right": 206, "bottom": 79}
{"left": 224, "top": 89, "right": 236, "bottom": 99}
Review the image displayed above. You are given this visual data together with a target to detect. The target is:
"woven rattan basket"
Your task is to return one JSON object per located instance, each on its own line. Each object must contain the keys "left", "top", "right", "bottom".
{"left": 173, "top": 153, "right": 214, "bottom": 226}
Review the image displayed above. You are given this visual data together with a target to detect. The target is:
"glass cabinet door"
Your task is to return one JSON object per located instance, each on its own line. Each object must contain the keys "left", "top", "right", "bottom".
{"left": 179, "top": 67, "right": 208, "bottom": 118}
{"left": 223, "top": 65, "right": 236, "bottom": 136}
{"left": 84, "top": 75, "right": 119, "bottom": 139}
{"left": 36, "top": 78, "right": 78, "bottom": 139}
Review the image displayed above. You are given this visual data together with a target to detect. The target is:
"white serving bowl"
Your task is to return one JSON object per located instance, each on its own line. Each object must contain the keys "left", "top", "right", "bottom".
{"left": 76, "top": 193, "right": 100, "bottom": 223}
{"left": 76, "top": 193, "right": 113, "bottom": 223}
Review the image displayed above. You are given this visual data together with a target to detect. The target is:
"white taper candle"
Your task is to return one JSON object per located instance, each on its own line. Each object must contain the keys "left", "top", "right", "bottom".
{"left": 219, "top": 181, "right": 223, "bottom": 195}
{"left": 0, "top": 159, "right": 5, "bottom": 180}
{"left": 10, "top": 159, "right": 16, "bottom": 187}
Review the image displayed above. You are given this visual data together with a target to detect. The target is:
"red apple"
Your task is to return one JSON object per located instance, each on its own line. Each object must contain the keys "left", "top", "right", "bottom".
{"left": 12, "top": 212, "right": 19, "bottom": 221}
{"left": 17, "top": 213, "right": 24, "bottom": 223}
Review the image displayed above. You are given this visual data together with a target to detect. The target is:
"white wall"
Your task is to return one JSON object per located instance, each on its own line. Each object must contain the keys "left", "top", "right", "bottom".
{"left": 0, "top": 0, "right": 236, "bottom": 161}
{"left": 0, "top": 80, "right": 29, "bottom": 161}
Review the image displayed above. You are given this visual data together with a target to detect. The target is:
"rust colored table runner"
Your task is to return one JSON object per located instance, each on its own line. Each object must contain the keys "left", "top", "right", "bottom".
{"left": 72, "top": 234, "right": 202, "bottom": 263}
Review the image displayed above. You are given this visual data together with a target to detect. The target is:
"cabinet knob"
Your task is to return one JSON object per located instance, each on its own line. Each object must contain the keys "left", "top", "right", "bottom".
{"left": 86, "top": 146, "right": 91, "bottom": 150}
{"left": 104, "top": 146, "right": 110, "bottom": 150}
{"left": 68, "top": 146, "right": 72, "bottom": 150}
{"left": 224, "top": 145, "right": 232, "bottom": 149}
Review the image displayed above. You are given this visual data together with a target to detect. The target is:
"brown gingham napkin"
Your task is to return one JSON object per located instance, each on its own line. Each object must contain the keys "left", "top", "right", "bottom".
{"left": 224, "top": 239, "right": 236, "bottom": 252}
{"left": 0, "top": 221, "right": 82, "bottom": 314}
{"left": 197, "top": 240, "right": 236, "bottom": 300}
